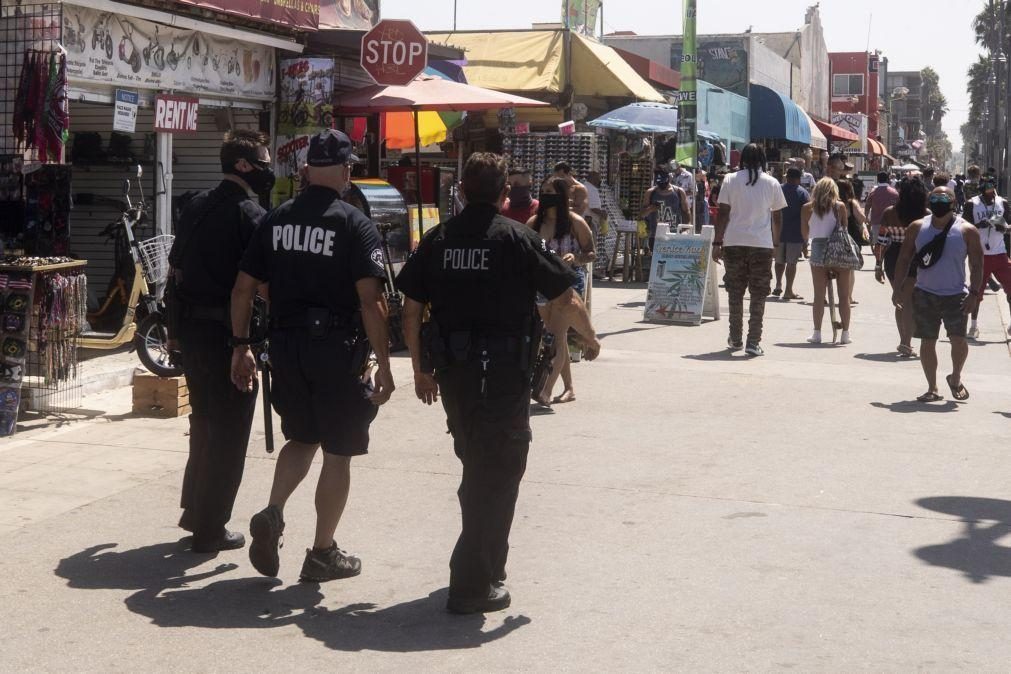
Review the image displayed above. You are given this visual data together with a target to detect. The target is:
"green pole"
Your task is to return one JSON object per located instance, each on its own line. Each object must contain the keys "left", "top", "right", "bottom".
{"left": 675, "top": 0, "right": 698, "bottom": 168}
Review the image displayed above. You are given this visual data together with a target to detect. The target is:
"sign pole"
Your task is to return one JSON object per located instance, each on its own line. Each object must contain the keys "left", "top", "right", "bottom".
{"left": 414, "top": 108, "right": 425, "bottom": 236}
{"left": 675, "top": 0, "right": 697, "bottom": 168}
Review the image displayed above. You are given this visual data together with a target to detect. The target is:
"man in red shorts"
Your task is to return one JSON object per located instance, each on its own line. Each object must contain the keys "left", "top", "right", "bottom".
{"left": 965, "top": 179, "right": 1011, "bottom": 339}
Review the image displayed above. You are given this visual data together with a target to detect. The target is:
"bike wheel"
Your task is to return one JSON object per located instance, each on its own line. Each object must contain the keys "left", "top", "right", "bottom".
{"left": 134, "top": 313, "right": 183, "bottom": 378}
{"left": 105, "top": 35, "right": 113, "bottom": 60}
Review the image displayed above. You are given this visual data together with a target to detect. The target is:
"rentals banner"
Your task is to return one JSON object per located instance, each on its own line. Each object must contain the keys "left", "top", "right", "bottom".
{"left": 63, "top": 5, "right": 275, "bottom": 100}
{"left": 674, "top": 0, "right": 697, "bottom": 167}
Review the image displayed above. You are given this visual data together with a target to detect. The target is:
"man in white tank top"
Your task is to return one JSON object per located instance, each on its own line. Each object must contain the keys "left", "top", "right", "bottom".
{"left": 891, "top": 187, "right": 984, "bottom": 402}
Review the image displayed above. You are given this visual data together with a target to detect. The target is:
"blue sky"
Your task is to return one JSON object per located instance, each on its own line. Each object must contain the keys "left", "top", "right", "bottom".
{"left": 381, "top": 0, "right": 981, "bottom": 143}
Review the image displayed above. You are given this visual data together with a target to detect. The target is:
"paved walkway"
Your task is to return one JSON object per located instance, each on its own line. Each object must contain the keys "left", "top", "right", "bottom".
{"left": 3, "top": 263, "right": 1011, "bottom": 671}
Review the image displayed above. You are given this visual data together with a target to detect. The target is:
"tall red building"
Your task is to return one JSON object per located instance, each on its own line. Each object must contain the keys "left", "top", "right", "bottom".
{"left": 829, "top": 51, "right": 883, "bottom": 142}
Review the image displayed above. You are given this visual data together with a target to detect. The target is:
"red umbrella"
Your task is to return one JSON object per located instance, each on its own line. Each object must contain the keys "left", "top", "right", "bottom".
{"left": 335, "top": 76, "right": 548, "bottom": 231}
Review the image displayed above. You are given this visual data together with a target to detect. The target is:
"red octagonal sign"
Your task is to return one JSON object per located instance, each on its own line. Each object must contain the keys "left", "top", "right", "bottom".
{"left": 361, "top": 19, "right": 429, "bottom": 87}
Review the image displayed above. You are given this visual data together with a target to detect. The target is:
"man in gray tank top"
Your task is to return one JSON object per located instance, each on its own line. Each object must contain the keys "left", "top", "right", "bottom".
{"left": 891, "top": 187, "right": 984, "bottom": 402}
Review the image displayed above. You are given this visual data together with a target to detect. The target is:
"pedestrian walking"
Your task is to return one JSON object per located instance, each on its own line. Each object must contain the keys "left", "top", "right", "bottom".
{"left": 551, "top": 162, "right": 589, "bottom": 216}
{"left": 167, "top": 129, "right": 272, "bottom": 553}
{"left": 826, "top": 152, "right": 853, "bottom": 181}
{"left": 837, "top": 179, "right": 869, "bottom": 306}
{"left": 772, "top": 167, "right": 809, "bottom": 300}
{"left": 963, "top": 165, "right": 983, "bottom": 203}
{"left": 803, "top": 178, "right": 853, "bottom": 344}
{"left": 713, "top": 143, "right": 788, "bottom": 356}
{"left": 527, "top": 178, "right": 596, "bottom": 405}
{"left": 876, "top": 178, "right": 929, "bottom": 357}
{"left": 891, "top": 187, "right": 984, "bottom": 402}
{"left": 641, "top": 170, "right": 690, "bottom": 250}
{"left": 865, "top": 171, "right": 900, "bottom": 270}
{"left": 396, "top": 152, "right": 600, "bottom": 614}
{"left": 230, "top": 130, "right": 395, "bottom": 582}
{"left": 964, "top": 178, "right": 1011, "bottom": 338}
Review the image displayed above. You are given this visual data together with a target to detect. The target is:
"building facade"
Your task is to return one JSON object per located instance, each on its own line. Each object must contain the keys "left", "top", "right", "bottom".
{"left": 885, "top": 70, "right": 925, "bottom": 161}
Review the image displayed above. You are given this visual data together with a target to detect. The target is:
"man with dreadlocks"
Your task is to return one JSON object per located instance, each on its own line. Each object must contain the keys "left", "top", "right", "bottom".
{"left": 714, "top": 144, "right": 788, "bottom": 356}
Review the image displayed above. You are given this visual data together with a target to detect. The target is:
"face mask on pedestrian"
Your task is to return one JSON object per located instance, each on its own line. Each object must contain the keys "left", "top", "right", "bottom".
{"left": 538, "top": 192, "right": 564, "bottom": 210}
{"left": 656, "top": 174, "right": 671, "bottom": 188}
{"left": 928, "top": 194, "right": 954, "bottom": 217}
{"left": 241, "top": 160, "right": 276, "bottom": 196}
{"left": 509, "top": 184, "right": 532, "bottom": 207}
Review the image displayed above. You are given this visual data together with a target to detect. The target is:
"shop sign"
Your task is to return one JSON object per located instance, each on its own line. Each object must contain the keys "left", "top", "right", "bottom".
{"left": 154, "top": 94, "right": 199, "bottom": 134}
{"left": 274, "top": 58, "right": 336, "bottom": 206}
{"left": 172, "top": 0, "right": 321, "bottom": 31}
{"left": 361, "top": 19, "right": 428, "bottom": 86}
{"left": 670, "top": 37, "right": 749, "bottom": 98}
{"left": 63, "top": 5, "right": 275, "bottom": 100}
{"left": 113, "top": 89, "right": 139, "bottom": 133}
{"left": 644, "top": 227, "right": 718, "bottom": 325}
{"left": 319, "top": 0, "right": 379, "bottom": 30}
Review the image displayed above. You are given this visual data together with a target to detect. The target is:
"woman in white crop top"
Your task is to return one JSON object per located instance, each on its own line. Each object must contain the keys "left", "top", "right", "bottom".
{"left": 801, "top": 178, "right": 854, "bottom": 344}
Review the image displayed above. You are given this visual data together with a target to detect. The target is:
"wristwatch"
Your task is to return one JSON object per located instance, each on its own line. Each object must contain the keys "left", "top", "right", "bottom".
{"left": 229, "top": 336, "right": 257, "bottom": 348}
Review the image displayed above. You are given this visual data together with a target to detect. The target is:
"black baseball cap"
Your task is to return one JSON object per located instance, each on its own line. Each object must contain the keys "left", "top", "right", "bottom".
{"left": 307, "top": 129, "right": 359, "bottom": 167}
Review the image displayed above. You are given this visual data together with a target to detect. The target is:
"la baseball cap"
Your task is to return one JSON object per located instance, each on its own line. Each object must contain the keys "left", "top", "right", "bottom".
{"left": 307, "top": 129, "right": 359, "bottom": 167}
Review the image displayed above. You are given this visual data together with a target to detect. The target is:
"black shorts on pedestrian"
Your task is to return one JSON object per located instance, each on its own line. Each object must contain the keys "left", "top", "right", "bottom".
{"left": 883, "top": 243, "right": 916, "bottom": 283}
{"left": 912, "top": 288, "right": 969, "bottom": 340}
{"left": 268, "top": 330, "right": 378, "bottom": 456}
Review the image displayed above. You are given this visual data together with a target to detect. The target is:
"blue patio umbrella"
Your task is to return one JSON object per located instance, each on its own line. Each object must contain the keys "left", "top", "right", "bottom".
{"left": 587, "top": 102, "right": 679, "bottom": 134}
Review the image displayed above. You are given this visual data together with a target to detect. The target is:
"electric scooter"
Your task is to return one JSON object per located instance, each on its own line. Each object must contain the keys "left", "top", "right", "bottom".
{"left": 79, "top": 166, "right": 182, "bottom": 377}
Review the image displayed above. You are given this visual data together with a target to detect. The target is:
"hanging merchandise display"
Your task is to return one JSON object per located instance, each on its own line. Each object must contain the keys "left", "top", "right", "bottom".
{"left": 61, "top": 5, "right": 275, "bottom": 100}
{"left": 23, "top": 165, "right": 72, "bottom": 257}
{"left": 13, "top": 49, "right": 70, "bottom": 162}
{"left": 501, "top": 132, "right": 602, "bottom": 198}
{"left": 274, "top": 57, "right": 335, "bottom": 206}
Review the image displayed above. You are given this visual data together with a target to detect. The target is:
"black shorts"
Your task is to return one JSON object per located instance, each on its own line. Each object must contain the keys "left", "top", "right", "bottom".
{"left": 912, "top": 289, "right": 969, "bottom": 340}
{"left": 883, "top": 243, "right": 916, "bottom": 283}
{"left": 268, "top": 330, "right": 378, "bottom": 456}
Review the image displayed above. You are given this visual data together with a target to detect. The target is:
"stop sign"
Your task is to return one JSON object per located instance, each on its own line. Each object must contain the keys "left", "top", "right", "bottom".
{"left": 360, "top": 19, "right": 428, "bottom": 86}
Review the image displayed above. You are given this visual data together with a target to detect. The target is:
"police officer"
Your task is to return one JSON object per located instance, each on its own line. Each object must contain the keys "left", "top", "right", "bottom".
{"left": 230, "top": 129, "right": 395, "bottom": 582}
{"left": 396, "top": 153, "right": 601, "bottom": 614}
{"left": 168, "top": 129, "right": 273, "bottom": 553}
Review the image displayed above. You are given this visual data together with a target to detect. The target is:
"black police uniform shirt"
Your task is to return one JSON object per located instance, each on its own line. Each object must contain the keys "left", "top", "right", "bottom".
{"left": 239, "top": 185, "right": 387, "bottom": 321}
{"left": 395, "top": 203, "right": 578, "bottom": 334}
{"left": 169, "top": 180, "right": 266, "bottom": 307}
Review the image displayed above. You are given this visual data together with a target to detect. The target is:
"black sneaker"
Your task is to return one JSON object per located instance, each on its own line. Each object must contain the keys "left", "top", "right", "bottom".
{"left": 446, "top": 585, "right": 512, "bottom": 614}
{"left": 248, "top": 505, "right": 284, "bottom": 577}
{"left": 299, "top": 542, "right": 361, "bottom": 582}
{"left": 745, "top": 342, "right": 765, "bottom": 357}
{"left": 727, "top": 337, "right": 743, "bottom": 352}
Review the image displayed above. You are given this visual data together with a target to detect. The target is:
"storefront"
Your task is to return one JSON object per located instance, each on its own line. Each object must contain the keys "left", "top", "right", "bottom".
{"left": 0, "top": 0, "right": 303, "bottom": 299}
{"left": 697, "top": 79, "right": 748, "bottom": 169}
{"left": 749, "top": 83, "right": 811, "bottom": 177}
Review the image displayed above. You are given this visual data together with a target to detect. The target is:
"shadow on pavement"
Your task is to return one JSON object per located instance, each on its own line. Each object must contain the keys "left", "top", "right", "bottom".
{"left": 853, "top": 352, "right": 914, "bottom": 363}
{"left": 773, "top": 342, "right": 842, "bottom": 349}
{"left": 912, "top": 496, "right": 1011, "bottom": 584}
{"left": 56, "top": 542, "right": 530, "bottom": 652}
{"left": 597, "top": 326, "right": 661, "bottom": 340}
{"left": 682, "top": 350, "right": 738, "bottom": 362}
{"left": 870, "top": 400, "right": 959, "bottom": 413}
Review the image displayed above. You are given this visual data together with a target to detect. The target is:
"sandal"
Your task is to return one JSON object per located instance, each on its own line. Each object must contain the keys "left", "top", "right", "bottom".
{"left": 916, "top": 391, "right": 943, "bottom": 403}
{"left": 552, "top": 390, "right": 576, "bottom": 404}
{"left": 782, "top": 293, "right": 804, "bottom": 300}
{"left": 946, "top": 374, "right": 970, "bottom": 401}
{"left": 771, "top": 287, "right": 782, "bottom": 296}
{"left": 897, "top": 344, "right": 918, "bottom": 358}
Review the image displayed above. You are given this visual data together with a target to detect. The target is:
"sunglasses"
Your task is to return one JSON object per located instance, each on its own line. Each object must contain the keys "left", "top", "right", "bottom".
{"left": 929, "top": 195, "right": 953, "bottom": 204}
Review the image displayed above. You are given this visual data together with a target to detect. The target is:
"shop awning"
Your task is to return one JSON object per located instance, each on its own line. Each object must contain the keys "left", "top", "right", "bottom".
{"left": 611, "top": 47, "right": 681, "bottom": 91}
{"left": 867, "top": 138, "right": 896, "bottom": 162}
{"left": 801, "top": 109, "right": 828, "bottom": 150}
{"left": 749, "top": 84, "right": 810, "bottom": 145}
{"left": 426, "top": 30, "right": 664, "bottom": 102}
{"left": 812, "top": 118, "right": 860, "bottom": 143}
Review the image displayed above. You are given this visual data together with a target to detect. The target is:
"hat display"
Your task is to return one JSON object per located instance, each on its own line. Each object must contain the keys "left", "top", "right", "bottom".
{"left": 307, "top": 129, "right": 360, "bottom": 167}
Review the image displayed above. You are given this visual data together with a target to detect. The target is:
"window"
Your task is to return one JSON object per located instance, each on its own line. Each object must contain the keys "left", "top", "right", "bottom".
{"left": 833, "top": 74, "right": 864, "bottom": 97}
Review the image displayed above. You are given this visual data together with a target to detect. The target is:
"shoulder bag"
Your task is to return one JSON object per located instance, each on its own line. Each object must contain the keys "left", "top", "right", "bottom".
{"left": 823, "top": 209, "right": 864, "bottom": 271}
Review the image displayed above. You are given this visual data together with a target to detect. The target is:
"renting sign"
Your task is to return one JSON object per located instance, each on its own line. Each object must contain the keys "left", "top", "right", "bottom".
{"left": 113, "top": 89, "right": 139, "bottom": 133}
{"left": 154, "top": 94, "right": 199, "bottom": 134}
{"left": 360, "top": 19, "right": 428, "bottom": 86}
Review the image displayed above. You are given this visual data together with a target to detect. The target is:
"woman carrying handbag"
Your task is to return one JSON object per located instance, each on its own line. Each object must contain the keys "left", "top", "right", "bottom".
{"left": 803, "top": 178, "right": 862, "bottom": 344}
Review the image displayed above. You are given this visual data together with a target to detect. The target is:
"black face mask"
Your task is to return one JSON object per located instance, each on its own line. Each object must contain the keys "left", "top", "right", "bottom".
{"left": 539, "top": 193, "right": 565, "bottom": 209}
{"left": 928, "top": 201, "right": 953, "bottom": 217}
{"left": 241, "top": 166, "right": 276, "bottom": 197}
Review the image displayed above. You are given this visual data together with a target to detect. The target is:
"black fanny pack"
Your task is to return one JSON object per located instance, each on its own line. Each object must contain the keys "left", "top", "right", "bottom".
{"left": 915, "top": 219, "right": 957, "bottom": 269}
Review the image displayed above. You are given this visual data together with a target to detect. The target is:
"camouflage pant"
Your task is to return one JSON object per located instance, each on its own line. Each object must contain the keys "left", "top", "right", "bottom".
{"left": 724, "top": 246, "right": 774, "bottom": 345}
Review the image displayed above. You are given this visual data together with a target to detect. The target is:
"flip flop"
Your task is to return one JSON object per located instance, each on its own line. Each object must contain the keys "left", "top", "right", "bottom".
{"left": 916, "top": 391, "right": 943, "bottom": 402}
{"left": 897, "top": 344, "right": 918, "bottom": 358}
{"left": 552, "top": 390, "right": 576, "bottom": 404}
{"left": 783, "top": 293, "right": 804, "bottom": 300}
{"left": 946, "top": 374, "right": 970, "bottom": 401}
{"left": 771, "top": 288, "right": 783, "bottom": 296}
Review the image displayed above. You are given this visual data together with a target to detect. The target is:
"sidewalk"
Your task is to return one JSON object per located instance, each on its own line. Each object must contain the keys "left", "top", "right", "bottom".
{"left": 3, "top": 263, "right": 1011, "bottom": 670}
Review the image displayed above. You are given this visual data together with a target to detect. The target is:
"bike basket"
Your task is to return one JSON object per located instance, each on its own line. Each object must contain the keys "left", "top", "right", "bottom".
{"left": 137, "top": 234, "right": 174, "bottom": 286}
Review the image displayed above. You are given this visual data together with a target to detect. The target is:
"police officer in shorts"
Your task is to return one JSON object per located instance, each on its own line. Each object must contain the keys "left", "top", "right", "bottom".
{"left": 230, "top": 130, "right": 395, "bottom": 581}
{"left": 397, "top": 153, "right": 601, "bottom": 613}
{"left": 167, "top": 129, "right": 273, "bottom": 552}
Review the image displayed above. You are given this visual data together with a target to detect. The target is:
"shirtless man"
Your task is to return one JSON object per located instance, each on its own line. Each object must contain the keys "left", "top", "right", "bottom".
{"left": 552, "top": 162, "right": 589, "bottom": 216}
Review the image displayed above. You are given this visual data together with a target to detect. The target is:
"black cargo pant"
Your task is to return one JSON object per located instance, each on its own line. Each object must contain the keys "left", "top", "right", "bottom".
{"left": 724, "top": 245, "right": 774, "bottom": 345}
{"left": 178, "top": 319, "right": 258, "bottom": 540}
{"left": 437, "top": 360, "right": 531, "bottom": 599}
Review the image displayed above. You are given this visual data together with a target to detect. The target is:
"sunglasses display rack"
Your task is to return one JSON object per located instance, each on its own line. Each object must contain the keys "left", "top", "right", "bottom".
{"left": 0, "top": 259, "right": 85, "bottom": 436}
{"left": 616, "top": 154, "right": 657, "bottom": 220}
{"left": 501, "top": 132, "right": 600, "bottom": 198}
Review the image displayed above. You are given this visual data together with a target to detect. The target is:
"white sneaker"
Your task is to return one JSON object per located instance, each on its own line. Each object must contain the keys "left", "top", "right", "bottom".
{"left": 807, "top": 331, "right": 822, "bottom": 344}
{"left": 840, "top": 330, "right": 852, "bottom": 345}
{"left": 968, "top": 325, "right": 980, "bottom": 340}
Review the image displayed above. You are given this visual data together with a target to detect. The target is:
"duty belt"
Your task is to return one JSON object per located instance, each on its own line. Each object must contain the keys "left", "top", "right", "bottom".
{"left": 181, "top": 304, "right": 229, "bottom": 323}
{"left": 268, "top": 313, "right": 353, "bottom": 331}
